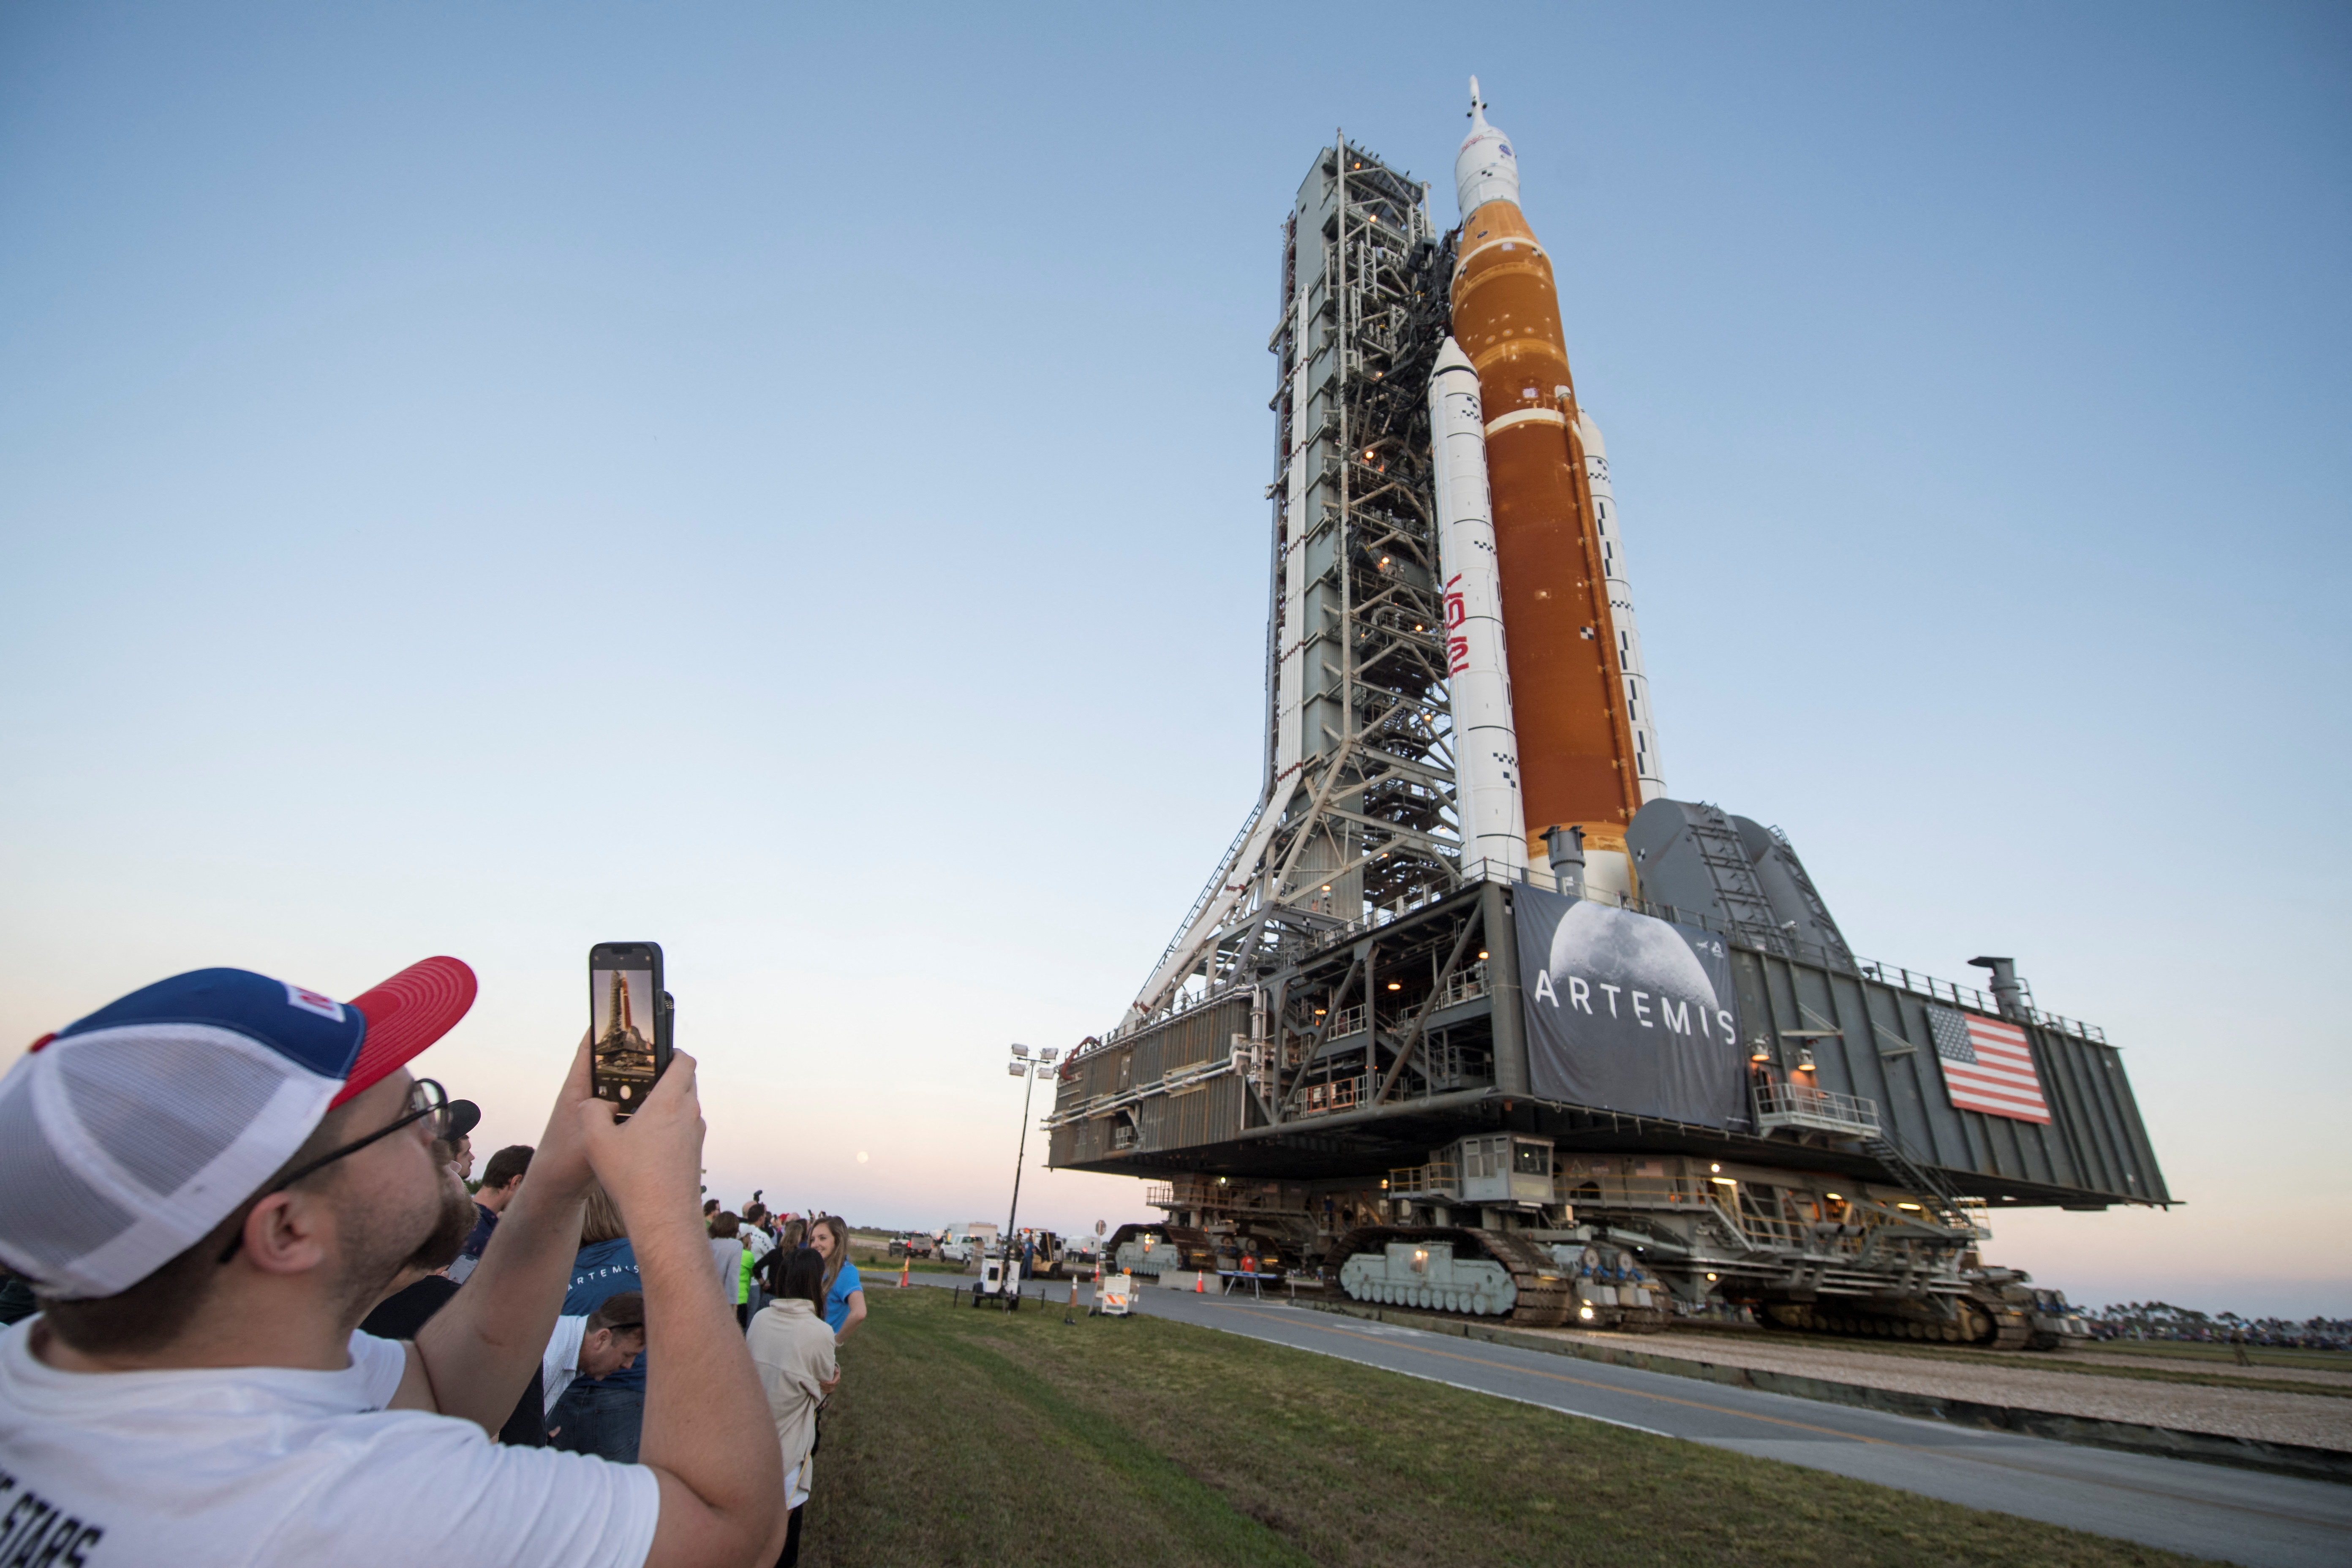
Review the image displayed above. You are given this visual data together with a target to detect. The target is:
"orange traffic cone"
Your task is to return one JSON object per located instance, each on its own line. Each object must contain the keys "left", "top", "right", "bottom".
{"left": 1195, "top": 1271, "right": 1205, "bottom": 1293}
{"left": 899, "top": 1253, "right": 911, "bottom": 1289}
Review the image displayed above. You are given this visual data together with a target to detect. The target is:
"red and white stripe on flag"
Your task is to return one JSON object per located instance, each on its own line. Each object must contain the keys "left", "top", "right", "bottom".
{"left": 1941, "top": 1013, "right": 2050, "bottom": 1124}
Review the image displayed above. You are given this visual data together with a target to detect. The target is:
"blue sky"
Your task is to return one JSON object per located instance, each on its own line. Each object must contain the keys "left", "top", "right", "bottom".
{"left": 3, "top": 3, "right": 2345, "bottom": 1315}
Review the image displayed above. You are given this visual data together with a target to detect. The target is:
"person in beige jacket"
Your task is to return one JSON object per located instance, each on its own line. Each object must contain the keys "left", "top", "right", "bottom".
{"left": 746, "top": 1247, "right": 838, "bottom": 1567}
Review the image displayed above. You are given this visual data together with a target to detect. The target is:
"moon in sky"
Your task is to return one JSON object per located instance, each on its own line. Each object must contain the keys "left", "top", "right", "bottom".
{"left": 856, "top": 1151, "right": 870, "bottom": 1164}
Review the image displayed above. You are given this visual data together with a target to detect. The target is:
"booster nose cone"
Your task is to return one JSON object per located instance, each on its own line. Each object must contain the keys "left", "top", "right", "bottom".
{"left": 1433, "top": 334, "right": 1475, "bottom": 378}
{"left": 1455, "top": 75, "right": 1521, "bottom": 219}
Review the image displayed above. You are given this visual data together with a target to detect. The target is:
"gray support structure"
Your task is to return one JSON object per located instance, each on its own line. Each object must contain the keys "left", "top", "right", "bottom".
{"left": 1125, "top": 137, "right": 1464, "bottom": 1032}
{"left": 1481, "top": 879, "right": 1529, "bottom": 1098}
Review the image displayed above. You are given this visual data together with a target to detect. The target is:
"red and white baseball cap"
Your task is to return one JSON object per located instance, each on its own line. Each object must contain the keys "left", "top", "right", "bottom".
{"left": 0, "top": 958, "right": 476, "bottom": 1300}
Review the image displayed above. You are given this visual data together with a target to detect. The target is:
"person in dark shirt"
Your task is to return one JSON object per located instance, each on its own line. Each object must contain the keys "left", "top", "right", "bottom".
{"left": 357, "top": 1135, "right": 546, "bottom": 1446}
{"left": 451, "top": 1143, "right": 533, "bottom": 1285}
{"left": 751, "top": 1220, "right": 807, "bottom": 1298}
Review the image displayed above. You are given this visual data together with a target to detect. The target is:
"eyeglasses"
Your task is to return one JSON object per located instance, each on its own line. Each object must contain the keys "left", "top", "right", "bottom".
{"left": 218, "top": 1079, "right": 452, "bottom": 1264}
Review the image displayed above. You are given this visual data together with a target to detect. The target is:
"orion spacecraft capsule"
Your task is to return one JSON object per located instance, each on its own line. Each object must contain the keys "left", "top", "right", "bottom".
{"left": 1428, "top": 337, "right": 1529, "bottom": 879}
{"left": 1447, "top": 77, "right": 1658, "bottom": 897}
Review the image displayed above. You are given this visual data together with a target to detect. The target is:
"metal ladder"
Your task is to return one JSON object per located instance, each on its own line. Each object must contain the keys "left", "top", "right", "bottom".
{"left": 1687, "top": 804, "right": 1790, "bottom": 954}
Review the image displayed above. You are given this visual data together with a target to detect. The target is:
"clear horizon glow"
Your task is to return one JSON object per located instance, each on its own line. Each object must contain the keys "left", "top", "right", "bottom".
{"left": 2, "top": 3, "right": 2345, "bottom": 1319}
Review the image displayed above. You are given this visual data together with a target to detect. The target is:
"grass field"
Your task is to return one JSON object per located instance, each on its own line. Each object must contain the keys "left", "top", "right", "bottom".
{"left": 2075, "top": 1337, "right": 2350, "bottom": 1373}
{"left": 795, "top": 1285, "right": 2196, "bottom": 1567}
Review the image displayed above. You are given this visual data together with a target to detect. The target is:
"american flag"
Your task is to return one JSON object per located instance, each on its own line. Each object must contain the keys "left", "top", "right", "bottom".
{"left": 1926, "top": 1004, "right": 2050, "bottom": 1124}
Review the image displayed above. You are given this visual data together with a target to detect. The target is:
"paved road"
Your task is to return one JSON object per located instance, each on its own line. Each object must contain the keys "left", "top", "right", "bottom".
{"left": 916, "top": 1276, "right": 2352, "bottom": 1566}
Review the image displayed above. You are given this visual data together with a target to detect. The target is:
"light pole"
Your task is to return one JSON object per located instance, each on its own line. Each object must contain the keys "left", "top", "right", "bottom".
{"left": 1004, "top": 1043, "right": 1060, "bottom": 1284}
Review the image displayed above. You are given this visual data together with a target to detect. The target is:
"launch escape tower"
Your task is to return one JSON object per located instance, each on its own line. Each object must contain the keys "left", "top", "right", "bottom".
{"left": 1051, "top": 98, "right": 2167, "bottom": 1350}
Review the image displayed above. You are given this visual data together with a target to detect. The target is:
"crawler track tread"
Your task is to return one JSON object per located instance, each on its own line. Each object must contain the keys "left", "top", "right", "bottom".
{"left": 1763, "top": 1290, "right": 2035, "bottom": 1350}
{"left": 1322, "top": 1226, "right": 1573, "bottom": 1328}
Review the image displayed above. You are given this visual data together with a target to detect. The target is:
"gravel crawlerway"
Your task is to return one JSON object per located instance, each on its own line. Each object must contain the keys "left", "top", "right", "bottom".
{"left": 1545, "top": 1328, "right": 2352, "bottom": 1451}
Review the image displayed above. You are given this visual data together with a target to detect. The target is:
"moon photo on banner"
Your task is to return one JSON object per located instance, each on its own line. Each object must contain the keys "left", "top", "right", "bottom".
{"left": 1516, "top": 885, "right": 1746, "bottom": 1129}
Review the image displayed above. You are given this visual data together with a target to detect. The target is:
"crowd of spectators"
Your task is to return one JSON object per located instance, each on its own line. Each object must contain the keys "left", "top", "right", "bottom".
{"left": 0, "top": 958, "right": 877, "bottom": 1568}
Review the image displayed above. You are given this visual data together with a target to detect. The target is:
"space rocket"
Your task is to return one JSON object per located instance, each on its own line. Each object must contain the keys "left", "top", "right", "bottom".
{"left": 1441, "top": 78, "right": 1661, "bottom": 899}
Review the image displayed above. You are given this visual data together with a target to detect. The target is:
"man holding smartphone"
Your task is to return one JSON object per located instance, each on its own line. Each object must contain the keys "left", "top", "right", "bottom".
{"left": 0, "top": 959, "right": 785, "bottom": 1568}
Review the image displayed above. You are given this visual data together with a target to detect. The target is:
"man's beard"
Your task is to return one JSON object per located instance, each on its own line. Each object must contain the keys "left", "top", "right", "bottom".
{"left": 404, "top": 1174, "right": 478, "bottom": 1274}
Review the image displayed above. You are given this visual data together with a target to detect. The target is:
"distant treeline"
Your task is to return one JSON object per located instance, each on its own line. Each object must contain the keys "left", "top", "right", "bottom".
{"left": 2085, "top": 1300, "right": 2348, "bottom": 1350}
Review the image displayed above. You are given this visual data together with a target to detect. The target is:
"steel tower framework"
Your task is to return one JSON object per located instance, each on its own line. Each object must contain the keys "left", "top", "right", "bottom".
{"left": 1131, "top": 139, "right": 1462, "bottom": 1027}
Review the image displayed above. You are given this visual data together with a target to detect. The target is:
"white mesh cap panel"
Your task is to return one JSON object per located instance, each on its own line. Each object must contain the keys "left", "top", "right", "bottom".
{"left": 57, "top": 1032, "right": 287, "bottom": 1198}
{"left": 0, "top": 1024, "right": 342, "bottom": 1300}
{"left": 0, "top": 1068, "right": 135, "bottom": 1275}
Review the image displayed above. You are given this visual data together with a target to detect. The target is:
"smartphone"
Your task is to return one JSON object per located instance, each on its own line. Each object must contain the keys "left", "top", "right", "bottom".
{"left": 589, "top": 942, "right": 672, "bottom": 1118}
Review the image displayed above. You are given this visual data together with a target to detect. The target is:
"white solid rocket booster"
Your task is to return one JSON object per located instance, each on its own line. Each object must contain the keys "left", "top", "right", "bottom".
{"left": 1429, "top": 336, "right": 1529, "bottom": 878}
{"left": 1577, "top": 409, "right": 1665, "bottom": 802}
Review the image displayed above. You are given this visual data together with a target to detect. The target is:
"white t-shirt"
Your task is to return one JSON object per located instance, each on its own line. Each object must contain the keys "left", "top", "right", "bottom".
{"left": 0, "top": 1318, "right": 659, "bottom": 1568}
{"left": 541, "top": 1314, "right": 589, "bottom": 1417}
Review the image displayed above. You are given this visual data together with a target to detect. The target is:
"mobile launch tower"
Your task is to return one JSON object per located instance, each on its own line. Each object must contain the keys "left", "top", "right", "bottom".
{"left": 1048, "top": 84, "right": 2166, "bottom": 1350}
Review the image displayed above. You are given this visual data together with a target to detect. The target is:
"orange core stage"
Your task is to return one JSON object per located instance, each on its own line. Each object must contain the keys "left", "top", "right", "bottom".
{"left": 1449, "top": 198, "right": 1642, "bottom": 849}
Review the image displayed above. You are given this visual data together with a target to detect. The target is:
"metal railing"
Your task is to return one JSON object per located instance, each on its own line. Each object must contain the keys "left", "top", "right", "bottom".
{"left": 1388, "top": 1159, "right": 1459, "bottom": 1199}
{"left": 1299, "top": 1073, "right": 1373, "bottom": 1118}
{"left": 1554, "top": 1171, "right": 1709, "bottom": 1210}
{"left": 1309, "top": 960, "right": 1490, "bottom": 1050}
{"left": 1753, "top": 1081, "right": 1882, "bottom": 1136}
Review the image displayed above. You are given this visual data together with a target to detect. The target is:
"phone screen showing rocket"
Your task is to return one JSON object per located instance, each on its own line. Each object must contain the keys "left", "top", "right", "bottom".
{"left": 589, "top": 941, "right": 668, "bottom": 1118}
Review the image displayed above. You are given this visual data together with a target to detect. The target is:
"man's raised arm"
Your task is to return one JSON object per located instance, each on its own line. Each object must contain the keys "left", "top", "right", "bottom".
{"left": 408, "top": 1036, "right": 597, "bottom": 1433}
{"left": 584, "top": 1053, "right": 787, "bottom": 1566}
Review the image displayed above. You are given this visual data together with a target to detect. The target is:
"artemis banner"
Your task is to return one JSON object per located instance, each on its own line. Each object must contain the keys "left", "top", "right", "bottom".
{"left": 1513, "top": 885, "right": 1750, "bottom": 1130}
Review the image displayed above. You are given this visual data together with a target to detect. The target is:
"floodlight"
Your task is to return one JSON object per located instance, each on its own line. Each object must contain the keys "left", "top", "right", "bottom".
{"left": 1010, "top": 1043, "right": 1030, "bottom": 1058}
{"left": 1006, "top": 1062, "right": 1026, "bottom": 1078}
{"left": 1040, "top": 1047, "right": 1062, "bottom": 1064}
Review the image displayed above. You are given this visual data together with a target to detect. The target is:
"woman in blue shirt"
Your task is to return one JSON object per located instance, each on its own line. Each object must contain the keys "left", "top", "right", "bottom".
{"left": 809, "top": 1216, "right": 866, "bottom": 1340}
